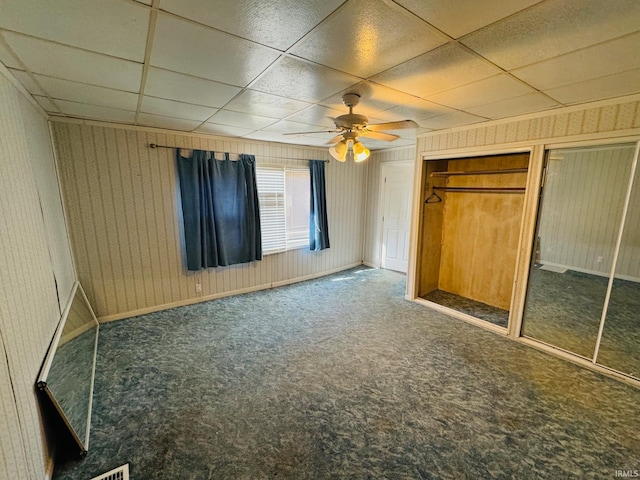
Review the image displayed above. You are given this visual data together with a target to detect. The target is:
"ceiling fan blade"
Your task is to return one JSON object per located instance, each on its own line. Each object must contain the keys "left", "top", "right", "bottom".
{"left": 326, "top": 134, "right": 344, "bottom": 145}
{"left": 282, "top": 129, "right": 339, "bottom": 136}
{"left": 367, "top": 120, "right": 418, "bottom": 131}
{"left": 359, "top": 130, "right": 400, "bottom": 142}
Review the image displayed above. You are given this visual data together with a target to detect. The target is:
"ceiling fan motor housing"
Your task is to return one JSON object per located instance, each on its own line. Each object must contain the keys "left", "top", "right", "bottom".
{"left": 335, "top": 93, "right": 368, "bottom": 130}
{"left": 335, "top": 113, "right": 369, "bottom": 129}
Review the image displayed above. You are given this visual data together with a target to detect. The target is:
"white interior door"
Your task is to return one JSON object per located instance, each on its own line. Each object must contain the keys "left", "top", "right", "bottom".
{"left": 381, "top": 163, "right": 413, "bottom": 273}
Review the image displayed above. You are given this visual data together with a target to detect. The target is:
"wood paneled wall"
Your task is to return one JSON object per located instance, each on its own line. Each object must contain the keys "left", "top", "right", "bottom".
{"left": 0, "top": 71, "right": 75, "bottom": 480}
{"left": 419, "top": 160, "right": 448, "bottom": 296}
{"left": 538, "top": 144, "right": 639, "bottom": 280}
{"left": 363, "top": 146, "right": 416, "bottom": 267}
{"left": 52, "top": 122, "right": 367, "bottom": 320}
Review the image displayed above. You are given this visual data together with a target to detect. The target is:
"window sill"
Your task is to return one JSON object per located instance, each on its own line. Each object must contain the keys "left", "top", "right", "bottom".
{"left": 263, "top": 244, "right": 310, "bottom": 256}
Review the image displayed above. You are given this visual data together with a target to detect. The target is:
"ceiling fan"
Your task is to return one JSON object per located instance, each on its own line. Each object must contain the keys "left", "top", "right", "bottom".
{"left": 284, "top": 93, "right": 418, "bottom": 162}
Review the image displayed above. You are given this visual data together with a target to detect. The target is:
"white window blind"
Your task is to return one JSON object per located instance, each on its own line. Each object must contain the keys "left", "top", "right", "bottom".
{"left": 257, "top": 166, "right": 310, "bottom": 254}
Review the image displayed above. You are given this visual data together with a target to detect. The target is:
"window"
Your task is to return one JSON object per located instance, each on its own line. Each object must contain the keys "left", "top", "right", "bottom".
{"left": 256, "top": 166, "right": 310, "bottom": 254}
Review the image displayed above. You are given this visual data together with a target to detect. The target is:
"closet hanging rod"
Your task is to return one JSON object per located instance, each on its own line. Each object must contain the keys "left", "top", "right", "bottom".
{"left": 148, "top": 144, "right": 329, "bottom": 162}
{"left": 430, "top": 168, "right": 528, "bottom": 177}
{"left": 433, "top": 186, "right": 526, "bottom": 193}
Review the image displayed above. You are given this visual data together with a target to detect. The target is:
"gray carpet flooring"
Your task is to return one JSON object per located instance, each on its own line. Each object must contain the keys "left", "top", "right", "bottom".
{"left": 53, "top": 267, "right": 640, "bottom": 480}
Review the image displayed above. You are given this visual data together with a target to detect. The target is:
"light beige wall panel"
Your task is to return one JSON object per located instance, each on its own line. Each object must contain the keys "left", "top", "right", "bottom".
{"left": 53, "top": 123, "right": 366, "bottom": 319}
{"left": 363, "top": 146, "right": 416, "bottom": 267}
{"left": 25, "top": 118, "right": 75, "bottom": 306}
{"left": 0, "top": 71, "right": 73, "bottom": 480}
{"left": 0, "top": 336, "right": 29, "bottom": 480}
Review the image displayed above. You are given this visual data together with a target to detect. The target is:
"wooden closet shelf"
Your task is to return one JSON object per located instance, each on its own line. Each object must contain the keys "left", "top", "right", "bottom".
{"left": 433, "top": 186, "right": 525, "bottom": 193}
{"left": 430, "top": 168, "right": 528, "bottom": 177}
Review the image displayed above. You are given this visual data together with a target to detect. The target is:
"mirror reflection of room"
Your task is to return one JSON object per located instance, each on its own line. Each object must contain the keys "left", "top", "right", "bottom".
{"left": 418, "top": 153, "right": 529, "bottom": 329}
{"left": 522, "top": 143, "right": 639, "bottom": 376}
{"left": 38, "top": 283, "right": 99, "bottom": 455}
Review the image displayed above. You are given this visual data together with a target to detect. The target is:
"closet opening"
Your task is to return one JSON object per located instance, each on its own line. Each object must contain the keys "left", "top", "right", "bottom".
{"left": 417, "top": 152, "right": 530, "bottom": 330}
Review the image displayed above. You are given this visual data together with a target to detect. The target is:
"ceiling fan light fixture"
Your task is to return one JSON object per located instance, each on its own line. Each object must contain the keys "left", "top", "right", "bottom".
{"left": 352, "top": 141, "right": 370, "bottom": 162}
{"left": 329, "top": 139, "right": 348, "bottom": 162}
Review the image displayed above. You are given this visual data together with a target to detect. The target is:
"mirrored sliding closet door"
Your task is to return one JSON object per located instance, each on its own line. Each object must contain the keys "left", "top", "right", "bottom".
{"left": 522, "top": 142, "right": 639, "bottom": 379}
{"left": 595, "top": 148, "right": 640, "bottom": 378}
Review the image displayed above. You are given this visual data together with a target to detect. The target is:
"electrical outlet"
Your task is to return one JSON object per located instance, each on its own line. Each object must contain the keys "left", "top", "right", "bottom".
{"left": 195, "top": 283, "right": 202, "bottom": 293}
{"left": 597, "top": 256, "right": 603, "bottom": 263}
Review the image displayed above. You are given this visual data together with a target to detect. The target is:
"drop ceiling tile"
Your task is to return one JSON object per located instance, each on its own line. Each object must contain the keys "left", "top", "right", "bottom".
{"left": 290, "top": 0, "right": 447, "bottom": 78}
{"left": 195, "top": 123, "right": 256, "bottom": 137}
{"left": 0, "top": 38, "right": 20, "bottom": 68}
{"left": 55, "top": 100, "right": 135, "bottom": 123}
{"left": 371, "top": 43, "right": 501, "bottom": 98}
{"left": 151, "top": 13, "right": 280, "bottom": 87}
{"left": 287, "top": 133, "right": 336, "bottom": 144}
{"left": 295, "top": 135, "right": 334, "bottom": 147}
{"left": 461, "top": 0, "right": 640, "bottom": 70}
{"left": 466, "top": 92, "right": 560, "bottom": 119}
{"left": 160, "top": 0, "right": 346, "bottom": 51}
{"left": 426, "top": 74, "right": 534, "bottom": 110}
{"left": 141, "top": 96, "right": 218, "bottom": 121}
{"left": 544, "top": 69, "right": 640, "bottom": 105}
{"left": 137, "top": 113, "right": 202, "bottom": 131}
{"left": 420, "top": 111, "right": 487, "bottom": 130}
{"left": 395, "top": 0, "right": 540, "bottom": 39}
{"left": 3, "top": 32, "right": 142, "bottom": 91}
{"left": 511, "top": 32, "right": 640, "bottom": 91}
{"left": 263, "top": 120, "right": 328, "bottom": 135}
{"left": 243, "top": 130, "right": 304, "bottom": 144}
{"left": 144, "top": 68, "right": 241, "bottom": 108}
{"left": 33, "top": 74, "right": 138, "bottom": 110}
{"left": 7, "top": 69, "right": 45, "bottom": 95}
{"left": 0, "top": 0, "right": 149, "bottom": 62}
{"left": 224, "top": 89, "right": 310, "bottom": 118}
{"left": 287, "top": 105, "right": 346, "bottom": 127}
{"left": 380, "top": 98, "right": 455, "bottom": 123}
{"left": 207, "top": 110, "right": 278, "bottom": 130}
{"left": 250, "top": 56, "right": 359, "bottom": 103}
{"left": 33, "top": 95, "right": 58, "bottom": 112}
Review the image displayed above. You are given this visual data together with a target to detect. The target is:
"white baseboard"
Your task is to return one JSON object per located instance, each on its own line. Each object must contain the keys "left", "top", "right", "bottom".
{"left": 361, "top": 261, "right": 379, "bottom": 269}
{"left": 98, "top": 262, "right": 363, "bottom": 323}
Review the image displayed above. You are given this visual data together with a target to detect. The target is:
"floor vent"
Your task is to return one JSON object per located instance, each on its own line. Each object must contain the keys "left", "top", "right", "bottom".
{"left": 90, "top": 464, "right": 129, "bottom": 480}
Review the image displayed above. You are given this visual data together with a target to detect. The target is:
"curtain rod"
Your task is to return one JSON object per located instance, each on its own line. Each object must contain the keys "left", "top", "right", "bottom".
{"left": 149, "top": 143, "right": 329, "bottom": 162}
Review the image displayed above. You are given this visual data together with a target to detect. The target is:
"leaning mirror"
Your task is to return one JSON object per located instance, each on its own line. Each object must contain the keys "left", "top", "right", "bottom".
{"left": 37, "top": 282, "right": 99, "bottom": 456}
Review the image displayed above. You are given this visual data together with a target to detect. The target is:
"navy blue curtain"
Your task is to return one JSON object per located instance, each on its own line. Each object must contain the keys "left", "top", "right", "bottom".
{"left": 309, "top": 160, "right": 330, "bottom": 251}
{"left": 176, "top": 149, "right": 262, "bottom": 270}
